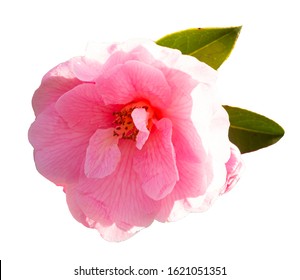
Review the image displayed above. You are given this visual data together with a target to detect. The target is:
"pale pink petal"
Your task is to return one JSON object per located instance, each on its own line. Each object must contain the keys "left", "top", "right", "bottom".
{"left": 128, "top": 40, "right": 183, "bottom": 68}
{"left": 28, "top": 105, "right": 90, "bottom": 185}
{"left": 66, "top": 186, "right": 140, "bottom": 241}
{"left": 70, "top": 56, "right": 102, "bottom": 81}
{"left": 99, "top": 44, "right": 155, "bottom": 73}
{"left": 191, "top": 88, "right": 231, "bottom": 162}
{"left": 171, "top": 120, "right": 206, "bottom": 163}
{"left": 32, "top": 59, "right": 82, "bottom": 116}
{"left": 93, "top": 223, "right": 143, "bottom": 242}
{"left": 131, "top": 108, "right": 150, "bottom": 150}
{"left": 68, "top": 141, "right": 160, "bottom": 235}
{"left": 41, "top": 58, "right": 78, "bottom": 82}
{"left": 84, "top": 42, "right": 118, "bottom": 63}
{"left": 162, "top": 71, "right": 194, "bottom": 119}
{"left": 66, "top": 188, "right": 90, "bottom": 228}
{"left": 84, "top": 128, "right": 121, "bottom": 179}
{"left": 221, "top": 144, "right": 243, "bottom": 194}
{"left": 173, "top": 104, "right": 233, "bottom": 214}
{"left": 161, "top": 78, "right": 207, "bottom": 163}
{"left": 136, "top": 40, "right": 217, "bottom": 89}
{"left": 160, "top": 67, "right": 198, "bottom": 102}
{"left": 66, "top": 185, "right": 113, "bottom": 228}
{"left": 97, "top": 50, "right": 132, "bottom": 73}
{"left": 96, "top": 60, "right": 171, "bottom": 108}
{"left": 184, "top": 158, "right": 227, "bottom": 213}
{"left": 156, "top": 157, "right": 212, "bottom": 222}
{"left": 173, "top": 54, "right": 217, "bottom": 90}
{"left": 133, "top": 118, "right": 179, "bottom": 200}
{"left": 108, "top": 39, "right": 156, "bottom": 56}
{"left": 208, "top": 105, "right": 231, "bottom": 162}
{"left": 55, "top": 83, "right": 120, "bottom": 132}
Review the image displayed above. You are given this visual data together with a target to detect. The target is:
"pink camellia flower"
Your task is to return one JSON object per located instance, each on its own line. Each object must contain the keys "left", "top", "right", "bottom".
{"left": 28, "top": 40, "right": 242, "bottom": 241}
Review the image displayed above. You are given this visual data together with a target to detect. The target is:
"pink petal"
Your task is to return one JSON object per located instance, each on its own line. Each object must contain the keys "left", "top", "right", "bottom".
{"left": 134, "top": 40, "right": 216, "bottom": 89}
{"left": 98, "top": 48, "right": 141, "bottom": 73}
{"left": 157, "top": 158, "right": 226, "bottom": 222}
{"left": 161, "top": 76, "right": 207, "bottom": 163}
{"left": 66, "top": 188, "right": 90, "bottom": 228}
{"left": 98, "top": 43, "right": 157, "bottom": 73}
{"left": 92, "top": 223, "right": 143, "bottom": 242}
{"left": 208, "top": 105, "right": 231, "bottom": 162}
{"left": 191, "top": 89, "right": 231, "bottom": 163}
{"left": 55, "top": 83, "right": 120, "bottom": 132}
{"left": 96, "top": 60, "right": 171, "bottom": 108}
{"left": 131, "top": 108, "right": 150, "bottom": 150}
{"left": 184, "top": 160, "right": 227, "bottom": 213}
{"left": 67, "top": 141, "right": 160, "bottom": 235}
{"left": 84, "top": 128, "right": 121, "bottom": 179}
{"left": 156, "top": 157, "right": 212, "bottom": 222}
{"left": 28, "top": 105, "right": 90, "bottom": 185}
{"left": 171, "top": 120, "right": 206, "bottom": 163}
{"left": 32, "top": 59, "right": 82, "bottom": 116}
{"left": 162, "top": 78, "right": 193, "bottom": 122}
{"left": 67, "top": 186, "right": 139, "bottom": 241}
{"left": 164, "top": 50, "right": 217, "bottom": 90}
{"left": 70, "top": 56, "right": 102, "bottom": 82}
{"left": 84, "top": 42, "right": 118, "bottom": 64}
{"left": 222, "top": 144, "right": 243, "bottom": 194}
{"left": 66, "top": 185, "right": 113, "bottom": 228}
{"left": 133, "top": 118, "right": 179, "bottom": 200}
{"left": 161, "top": 67, "right": 198, "bottom": 103}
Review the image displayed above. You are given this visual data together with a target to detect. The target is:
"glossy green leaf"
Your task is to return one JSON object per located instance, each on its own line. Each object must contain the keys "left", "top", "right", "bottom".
{"left": 156, "top": 26, "right": 242, "bottom": 69}
{"left": 223, "top": 106, "right": 285, "bottom": 154}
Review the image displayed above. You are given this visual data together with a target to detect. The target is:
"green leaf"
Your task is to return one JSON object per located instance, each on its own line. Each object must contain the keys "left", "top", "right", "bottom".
{"left": 223, "top": 106, "right": 285, "bottom": 154}
{"left": 156, "top": 26, "right": 242, "bottom": 69}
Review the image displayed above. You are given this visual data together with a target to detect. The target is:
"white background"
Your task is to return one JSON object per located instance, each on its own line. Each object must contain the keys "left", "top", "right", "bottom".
{"left": 1, "top": 0, "right": 299, "bottom": 279}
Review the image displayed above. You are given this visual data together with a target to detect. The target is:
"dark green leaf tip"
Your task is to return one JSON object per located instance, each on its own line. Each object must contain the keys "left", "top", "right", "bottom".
{"left": 223, "top": 105, "right": 285, "bottom": 154}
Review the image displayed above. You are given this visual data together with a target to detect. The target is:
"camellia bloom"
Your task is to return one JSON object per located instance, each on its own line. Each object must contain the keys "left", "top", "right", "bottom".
{"left": 28, "top": 40, "right": 242, "bottom": 241}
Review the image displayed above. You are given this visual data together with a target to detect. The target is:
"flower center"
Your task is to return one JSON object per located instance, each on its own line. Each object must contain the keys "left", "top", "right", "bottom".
{"left": 113, "top": 101, "right": 153, "bottom": 141}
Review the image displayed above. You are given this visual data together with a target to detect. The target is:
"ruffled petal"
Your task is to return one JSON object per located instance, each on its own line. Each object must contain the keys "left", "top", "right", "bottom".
{"left": 157, "top": 155, "right": 227, "bottom": 222}
{"left": 32, "top": 59, "right": 82, "bottom": 116}
{"left": 171, "top": 120, "right": 206, "bottom": 163}
{"left": 162, "top": 74, "right": 193, "bottom": 120}
{"left": 191, "top": 88, "right": 231, "bottom": 162}
{"left": 133, "top": 40, "right": 217, "bottom": 89}
{"left": 92, "top": 223, "right": 143, "bottom": 242}
{"left": 160, "top": 66, "right": 198, "bottom": 105}
{"left": 155, "top": 157, "right": 212, "bottom": 222}
{"left": 131, "top": 108, "right": 150, "bottom": 150}
{"left": 208, "top": 106, "right": 231, "bottom": 162}
{"left": 84, "top": 128, "right": 121, "bottom": 179}
{"left": 97, "top": 42, "right": 158, "bottom": 72}
{"left": 162, "top": 77, "right": 206, "bottom": 163}
{"left": 66, "top": 188, "right": 90, "bottom": 228}
{"left": 67, "top": 141, "right": 160, "bottom": 239}
{"left": 28, "top": 105, "right": 90, "bottom": 185}
{"left": 55, "top": 83, "right": 119, "bottom": 132}
{"left": 221, "top": 144, "right": 243, "bottom": 194}
{"left": 172, "top": 54, "right": 217, "bottom": 90}
{"left": 134, "top": 118, "right": 179, "bottom": 200}
{"left": 70, "top": 56, "right": 102, "bottom": 82}
{"left": 184, "top": 157, "right": 227, "bottom": 212}
{"left": 96, "top": 60, "right": 171, "bottom": 108}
